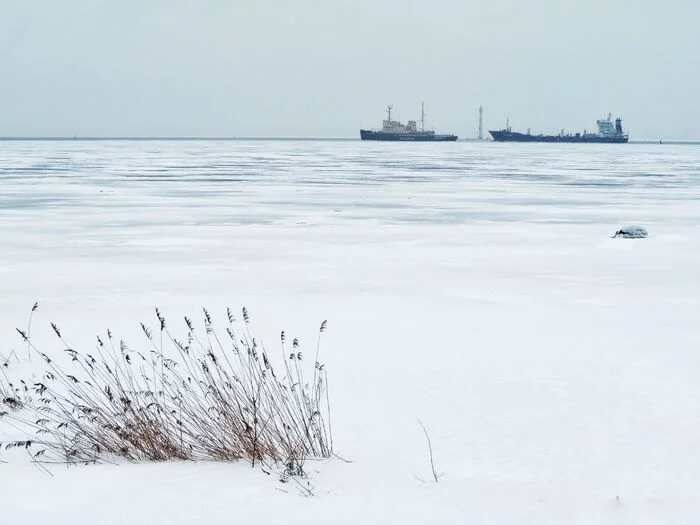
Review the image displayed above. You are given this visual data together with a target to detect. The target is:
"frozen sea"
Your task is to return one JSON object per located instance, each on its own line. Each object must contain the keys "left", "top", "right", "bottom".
{"left": 1, "top": 139, "right": 700, "bottom": 524}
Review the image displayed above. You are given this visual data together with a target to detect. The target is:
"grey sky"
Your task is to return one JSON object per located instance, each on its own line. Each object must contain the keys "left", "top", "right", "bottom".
{"left": 1, "top": 0, "right": 698, "bottom": 139}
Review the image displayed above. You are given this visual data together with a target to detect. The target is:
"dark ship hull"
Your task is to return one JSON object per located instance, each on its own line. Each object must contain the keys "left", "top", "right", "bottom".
{"left": 360, "top": 130, "right": 458, "bottom": 142}
{"left": 489, "top": 130, "right": 628, "bottom": 143}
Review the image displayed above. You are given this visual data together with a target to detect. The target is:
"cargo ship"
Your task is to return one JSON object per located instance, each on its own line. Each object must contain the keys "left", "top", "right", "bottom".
{"left": 360, "top": 104, "right": 458, "bottom": 141}
{"left": 489, "top": 114, "right": 629, "bottom": 143}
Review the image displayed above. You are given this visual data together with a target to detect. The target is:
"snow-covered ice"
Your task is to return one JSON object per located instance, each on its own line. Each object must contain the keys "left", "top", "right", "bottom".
{"left": 1, "top": 140, "right": 699, "bottom": 524}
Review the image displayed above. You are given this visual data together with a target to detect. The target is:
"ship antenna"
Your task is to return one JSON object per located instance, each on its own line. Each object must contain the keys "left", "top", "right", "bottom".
{"left": 421, "top": 101, "right": 425, "bottom": 132}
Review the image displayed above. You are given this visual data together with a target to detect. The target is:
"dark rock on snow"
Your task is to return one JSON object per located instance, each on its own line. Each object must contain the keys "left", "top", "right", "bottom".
{"left": 613, "top": 226, "right": 648, "bottom": 239}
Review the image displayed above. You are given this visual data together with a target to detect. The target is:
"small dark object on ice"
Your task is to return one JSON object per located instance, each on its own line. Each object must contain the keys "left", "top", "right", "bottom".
{"left": 613, "top": 226, "right": 648, "bottom": 239}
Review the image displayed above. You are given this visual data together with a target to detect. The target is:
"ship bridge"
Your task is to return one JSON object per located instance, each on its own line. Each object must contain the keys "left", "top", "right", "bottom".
{"left": 596, "top": 113, "right": 625, "bottom": 137}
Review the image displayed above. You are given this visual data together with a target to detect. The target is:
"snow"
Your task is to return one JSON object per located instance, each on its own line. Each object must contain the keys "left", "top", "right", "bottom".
{"left": 1, "top": 140, "right": 700, "bottom": 524}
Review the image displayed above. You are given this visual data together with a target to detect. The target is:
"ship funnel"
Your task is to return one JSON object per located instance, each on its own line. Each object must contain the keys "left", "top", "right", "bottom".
{"left": 615, "top": 117, "right": 623, "bottom": 134}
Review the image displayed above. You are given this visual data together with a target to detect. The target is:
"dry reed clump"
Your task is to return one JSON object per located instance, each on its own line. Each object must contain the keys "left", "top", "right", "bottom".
{"left": 0, "top": 306, "right": 332, "bottom": 470}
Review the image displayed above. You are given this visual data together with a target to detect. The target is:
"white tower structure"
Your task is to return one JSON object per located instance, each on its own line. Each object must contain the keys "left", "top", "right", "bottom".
{"left": 478, "top": 106, "right": 483, "bottom": 140}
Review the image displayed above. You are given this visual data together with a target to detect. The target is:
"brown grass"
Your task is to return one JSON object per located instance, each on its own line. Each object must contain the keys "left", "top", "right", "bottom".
{"left": 0, "top": 307, "right": 332, "bottom": 471}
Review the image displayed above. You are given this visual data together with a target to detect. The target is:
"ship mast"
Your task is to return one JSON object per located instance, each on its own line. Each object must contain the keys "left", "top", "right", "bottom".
{"left": 421, "top": 102, "right": 425, "bottom": 132}
{"left": 387, "top": 105, "right": 393, "bottom": 123}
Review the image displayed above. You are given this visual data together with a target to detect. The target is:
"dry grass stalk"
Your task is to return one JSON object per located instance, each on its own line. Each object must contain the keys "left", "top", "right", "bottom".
{"left": 417, "top": 418, "right": 443, "bottom": 483}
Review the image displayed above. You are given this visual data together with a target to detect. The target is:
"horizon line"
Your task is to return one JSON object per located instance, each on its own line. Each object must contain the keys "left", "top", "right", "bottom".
{"left": 0, "top": 136, "right": 698, "bottom": 144}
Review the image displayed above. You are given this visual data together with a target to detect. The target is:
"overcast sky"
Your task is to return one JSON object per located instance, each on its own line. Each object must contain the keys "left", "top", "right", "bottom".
{"left": 0, "top": 0, "right": 698, "bottom": 139}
